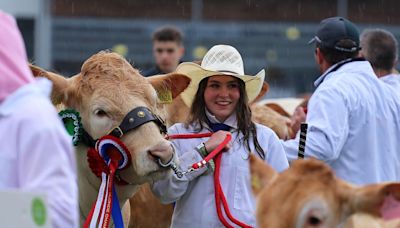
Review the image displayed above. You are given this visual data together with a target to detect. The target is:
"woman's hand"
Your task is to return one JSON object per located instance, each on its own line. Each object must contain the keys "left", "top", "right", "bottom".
{"left": 204, "top": 130, "right": 231, "bottom": 153}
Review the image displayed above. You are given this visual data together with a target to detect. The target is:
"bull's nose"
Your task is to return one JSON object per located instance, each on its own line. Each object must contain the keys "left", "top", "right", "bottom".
{"left": 148, "top": 143, "right": 174, "bottom": 165}
{"left": 148, "top": 150, "right": 160, "bottom": 162}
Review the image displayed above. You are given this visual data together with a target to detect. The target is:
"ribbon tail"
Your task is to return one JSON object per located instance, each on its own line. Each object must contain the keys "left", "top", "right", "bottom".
{"left": 111, "top": 184, "right": 124, "bottom": 228}
{"left": 99, "top": 174, "right": 112, "bottom": 228}
{"left": 89, "top": 172, "right": 108, "bottom": 228}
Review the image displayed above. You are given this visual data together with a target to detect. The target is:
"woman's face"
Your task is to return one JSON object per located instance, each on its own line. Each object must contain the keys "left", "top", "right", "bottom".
{"left": 204, "top": 75, "right": 241, "bottom": 122}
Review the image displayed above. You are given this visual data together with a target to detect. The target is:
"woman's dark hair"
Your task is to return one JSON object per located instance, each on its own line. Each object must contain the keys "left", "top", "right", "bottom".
{"left": 186, "top": 77, "right": 265, "bottom": 159}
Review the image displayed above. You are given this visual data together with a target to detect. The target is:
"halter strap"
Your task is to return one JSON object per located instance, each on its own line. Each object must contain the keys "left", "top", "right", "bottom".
{"left": 109, "top": 106, "right": 166, "bottom": 138}
{"left": 80, "top": 106, "right": 167, "bottom": 148}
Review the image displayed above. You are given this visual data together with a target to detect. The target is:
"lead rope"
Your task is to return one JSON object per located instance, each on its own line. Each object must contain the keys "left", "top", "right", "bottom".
{"left": 163, "top": 133, "right": 214, "bottom": 177}
{"left": 214, "top": 152, "right": 253, "bottom": 228}
{"left": 164, "top": 133, "right": 252, "bottom": 228}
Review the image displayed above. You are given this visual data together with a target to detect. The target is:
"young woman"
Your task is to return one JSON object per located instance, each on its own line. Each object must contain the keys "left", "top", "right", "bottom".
{"left": 152, "top": 45, "right": 289, "bottom": 227}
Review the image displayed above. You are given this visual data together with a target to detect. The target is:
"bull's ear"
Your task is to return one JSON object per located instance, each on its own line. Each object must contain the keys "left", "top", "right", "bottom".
{"left": 251, "top": 82, "right": 269, "bottom": 104}
{"left": 350, "top": 182, "right": 400, "bottom": 218}
{"left": 29, "top": 64, "right": 71, "bottom": 105}
{"left": 249, "top": 154, "right": 278, "bottom": 197}
{"left": 147, "top": 73, "right": 191, "bottom": 102}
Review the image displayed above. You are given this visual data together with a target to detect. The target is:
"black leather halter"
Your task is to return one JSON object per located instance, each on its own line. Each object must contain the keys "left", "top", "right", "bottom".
{"left": 81, "top": 106, "right": 167, "bottom": 147}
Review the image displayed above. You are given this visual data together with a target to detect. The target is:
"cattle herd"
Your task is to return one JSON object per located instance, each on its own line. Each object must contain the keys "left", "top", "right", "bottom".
{"left": 30, "top": 52, "right": 400, "bottom": 227}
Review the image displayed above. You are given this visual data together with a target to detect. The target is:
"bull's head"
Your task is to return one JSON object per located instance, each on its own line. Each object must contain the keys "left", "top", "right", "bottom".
{"left": 30, "top": 51, "right": 190, "bottom": 185}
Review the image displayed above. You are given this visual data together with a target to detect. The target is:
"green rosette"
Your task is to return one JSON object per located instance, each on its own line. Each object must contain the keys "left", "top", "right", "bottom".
{"left": 58, "top": 109, "right": 83, "bottom": 146}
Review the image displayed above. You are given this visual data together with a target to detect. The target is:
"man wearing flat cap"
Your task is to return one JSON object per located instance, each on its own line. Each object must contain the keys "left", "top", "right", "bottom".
{"left": 282, "top": 17, "right": 400, "bottom": 185}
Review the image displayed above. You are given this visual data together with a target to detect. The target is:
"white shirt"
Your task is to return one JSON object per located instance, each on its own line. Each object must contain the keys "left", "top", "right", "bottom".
{"left": 152, "top": 112, "right": 289, "bottom": 228}
{"left": 0, "top": 79, "right": 78, "bottom": 228}
{"left": 381, "top": 73, "right": 400, "bottom": 97}
{"left": 282, "top": 60, "right": 400, "bottom": 185}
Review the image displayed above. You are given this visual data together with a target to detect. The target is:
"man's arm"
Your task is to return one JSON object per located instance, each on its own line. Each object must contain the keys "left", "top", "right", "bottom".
{"left": 282, "top": 87, "right": 349, "bottom": 162}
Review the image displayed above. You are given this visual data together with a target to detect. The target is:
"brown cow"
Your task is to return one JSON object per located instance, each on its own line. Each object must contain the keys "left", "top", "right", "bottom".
{"left": 249, "top": 154, "right": 400, "bottom": 228}
{"left": 30, "top": 51, "right": 190, "bottom": 226}
{"left": 345, "top": 213, "right": 400, "bottom": 228}
{"left": 259, "top": 96, "right": 311, "bottom": 139}
{"left": 129, "top": 183, "right": 173, "bottom": 228}
{"left": 251, "top": 102, "right": 292, "bottom": 140}
{"left": 260, "top": 98, "right": 305, "bottom": 117}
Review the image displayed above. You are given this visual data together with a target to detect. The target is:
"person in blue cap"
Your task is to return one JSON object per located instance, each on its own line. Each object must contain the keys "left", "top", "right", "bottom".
{"left": 282, "top": 17, "right": 400, "bottom": 185}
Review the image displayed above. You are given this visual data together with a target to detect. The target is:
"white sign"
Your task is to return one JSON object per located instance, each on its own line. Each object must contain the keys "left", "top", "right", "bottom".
{"left": 0, "top": 190, "right": 50, "bottom": 227}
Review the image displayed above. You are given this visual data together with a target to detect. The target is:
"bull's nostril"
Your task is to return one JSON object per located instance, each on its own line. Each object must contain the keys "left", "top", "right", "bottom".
{"left": 308, "top": 216, "right": 321, "bottom": 226}
{"left": 148, "top": 150, "right": 160, "bottom": 161}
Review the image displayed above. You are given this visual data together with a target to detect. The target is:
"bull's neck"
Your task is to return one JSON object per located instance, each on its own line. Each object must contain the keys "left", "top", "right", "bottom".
{"left": 75, "top": 144, "right": 139, "bottom": 224}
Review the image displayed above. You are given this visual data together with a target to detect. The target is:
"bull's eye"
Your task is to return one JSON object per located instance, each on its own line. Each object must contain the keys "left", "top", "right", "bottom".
{"left": 308, "top": 216, "right": 321, "bottom": 226}
{"left": 94, "top": 109, "right": 108, "bottom": 117}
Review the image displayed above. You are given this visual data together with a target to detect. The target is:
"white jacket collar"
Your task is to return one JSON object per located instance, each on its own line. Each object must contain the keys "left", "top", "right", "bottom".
{"left": 205, "top": 109, "right": 238, "bottom": 129}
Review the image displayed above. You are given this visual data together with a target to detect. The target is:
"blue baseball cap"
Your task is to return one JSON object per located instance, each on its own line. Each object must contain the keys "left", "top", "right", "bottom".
{"left": 309, "top": 17, "right": 361, "bottom": 53}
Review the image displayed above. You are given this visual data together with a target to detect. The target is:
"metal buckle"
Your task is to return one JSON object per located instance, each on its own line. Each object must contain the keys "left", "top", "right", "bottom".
{"left": 155, "top": 115, "right": 167, "bottom": 134}
{"left": 109, "top": 126, "right": 124, "bottom": 138}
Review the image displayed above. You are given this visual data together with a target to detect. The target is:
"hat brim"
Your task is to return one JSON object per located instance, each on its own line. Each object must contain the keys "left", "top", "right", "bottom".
{"left": 308, "top": 36, "right": 320, "bottom": 45}
{"left": 308, "top": 37, "right": 316, "bottom": 45}
{"left": 176, "top": 62, "right": 265, "bottom": 107}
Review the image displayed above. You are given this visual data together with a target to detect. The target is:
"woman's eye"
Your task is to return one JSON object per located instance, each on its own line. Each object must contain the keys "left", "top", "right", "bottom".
{"left": 228, "top": 83, "right": 239, "bottom": 89}
{"left": 94, "top": 109, "right": 108, "bottom": 117}
{"left": 210, "top": 84, "right": 219, "bottom": 88}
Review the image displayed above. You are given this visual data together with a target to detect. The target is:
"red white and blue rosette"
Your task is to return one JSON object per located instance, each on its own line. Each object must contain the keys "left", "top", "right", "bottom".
{"left": 84, "top": 135, "right": 131, "bottom": 228}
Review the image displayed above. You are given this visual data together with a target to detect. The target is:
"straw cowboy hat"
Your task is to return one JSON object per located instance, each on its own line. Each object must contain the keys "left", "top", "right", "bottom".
{"left": 176, "top": 45, "right": 265, "bottom": 107}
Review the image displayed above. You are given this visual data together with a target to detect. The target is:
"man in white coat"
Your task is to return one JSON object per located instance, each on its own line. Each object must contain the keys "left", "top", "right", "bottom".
{"left": 282, "top": 17, "right": 400, "bottom": 185}
{"left": 360, "top": 28, "right": 400, "bottom": 96}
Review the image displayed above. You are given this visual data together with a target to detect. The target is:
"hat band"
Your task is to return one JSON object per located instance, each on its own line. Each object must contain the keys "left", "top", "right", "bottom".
{"left": 218, "top": 70, "right": 241, "bottom": 75}
{"left": 201, "top": 66, "right": 242, "bottom": 75}
{"left": 311, "top": 36, "right": 360, "bottom": 53}
{"left": 334, "top": 46, "right": 360, "bottom": 53}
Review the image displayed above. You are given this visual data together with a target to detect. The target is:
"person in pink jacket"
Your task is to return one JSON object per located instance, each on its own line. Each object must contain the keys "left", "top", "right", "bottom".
{"left": 0, "top": 10, "right": 78, "bottom": 227}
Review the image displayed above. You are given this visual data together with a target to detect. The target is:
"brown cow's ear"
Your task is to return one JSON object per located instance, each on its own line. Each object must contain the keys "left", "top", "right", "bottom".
{"left": 350, "top": 182, "right": 400, "bottom": 218}
{"left": 29, "top": 64, "right": 71, "bottom": 105}
{"left": 265, "top": 103, "right": 291, "bottom": 117}
{"left": 251, "top": 82, "right": 269, "bottom": 104}
{"left": 249, "top": 154, "right": 278, "bottom": 197}
{"left": 29, "top": 63, "right": 47, "bottom": 77}
{"left": 147, "top": 73, "right": 191, "bottom": 102}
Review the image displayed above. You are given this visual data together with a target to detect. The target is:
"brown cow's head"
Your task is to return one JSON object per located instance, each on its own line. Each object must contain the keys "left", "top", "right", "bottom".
{"left": 251, "top": 103, "right": 292, "bottom": 140}
{"left": 31, "top": 51, "right": 190, "bottom": 184}
{"left": 250, "top": 155, "right": 400, "bottom": 228}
